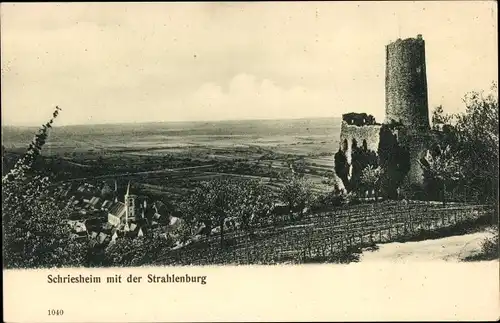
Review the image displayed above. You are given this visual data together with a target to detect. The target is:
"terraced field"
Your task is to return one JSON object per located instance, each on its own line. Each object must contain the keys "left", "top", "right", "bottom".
{"left": 154, "top": 201, "right": 493, "bottom": 265}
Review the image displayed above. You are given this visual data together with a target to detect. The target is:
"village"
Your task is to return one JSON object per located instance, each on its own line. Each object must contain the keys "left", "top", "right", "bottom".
{"left": 54, "top": 179, "right": 256, "bottom": 250}
{"left": 54, "top": 180, "right": 188, "bottom": 248}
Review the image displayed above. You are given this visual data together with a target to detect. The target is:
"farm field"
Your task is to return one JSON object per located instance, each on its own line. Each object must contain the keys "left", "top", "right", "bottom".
{"left": 155, "top": 201, "right": 494, "bottom": 266}
{"left": 2, "top": 117, "right": 343, "bottom": 202}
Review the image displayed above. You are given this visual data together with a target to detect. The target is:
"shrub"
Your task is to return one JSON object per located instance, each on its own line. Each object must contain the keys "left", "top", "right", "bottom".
{"left": 479, "top": 230, "right": 499, "bottom": 259}
{"left": 350, "top": 147, "right": 378, "bottom": 193}
{"left": 313, "top": 189, "right": 350, "bottom": 210}
{"left": 278, "top": 176, "right": 314, "bottom": 219}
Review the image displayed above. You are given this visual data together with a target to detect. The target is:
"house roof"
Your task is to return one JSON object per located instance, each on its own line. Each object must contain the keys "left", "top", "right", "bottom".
{"left": 101, "top": 200, "right": 112, "bottom": 210}
{"left": 70, "top": 233, "right": 86, "bottom": 240}
{"left": 108, "top": 202, "right": 126, "bottom": 218}
{"left": 90, "top": 196, "right": 102, "bottom": 206}
{"left": 98, "top": 232, "right": 108, "bottom": 244}
{"left": 169, "top": 216, "right": 181, "bottom": 227}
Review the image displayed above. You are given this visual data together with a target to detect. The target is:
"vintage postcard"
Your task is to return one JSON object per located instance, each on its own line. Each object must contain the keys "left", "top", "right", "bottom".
{"left": 2, "top": 1, "right": 498, "bottom": 322}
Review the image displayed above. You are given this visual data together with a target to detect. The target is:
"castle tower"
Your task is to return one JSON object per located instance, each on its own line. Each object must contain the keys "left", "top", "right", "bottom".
{"left": 385, "top": 34, "right": 430, "bottom": 131}
{"left": 385, "top": 34, "right": 431, "bottom": 186}
{"left": 124, "top": 181, "right": 136, "bottom": 223}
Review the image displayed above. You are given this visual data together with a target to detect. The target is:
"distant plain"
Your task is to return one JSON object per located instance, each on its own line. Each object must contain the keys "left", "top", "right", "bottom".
{"left": 2, "top": 117, "right": 343, "bottom": 202}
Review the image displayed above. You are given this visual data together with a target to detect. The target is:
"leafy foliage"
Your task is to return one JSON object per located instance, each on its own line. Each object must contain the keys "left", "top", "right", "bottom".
{"left": 377, "top": 124, "right": 411, "bottom": 199}
{"left": 431, "top": 105, "right": 454, "bottom": 128}
{"left": 454, "top": 83, "right": 498, "bottom": 204}
{"left": 2, "top": 107, "right": 89, "bottom": 268}
{"left": 278, "top": 175, "right": 314, "bottom": 219}
{"left": 479, "top": 230, "right": 499, "bottom": 260}
{"left": 313, "top": 187, "right": 350, "bottom": 210}
{"left": 181, "top": 178, "right": 274, "bottom": 247}
{"left": 350, "top": 147, "right": 378, "bottom": 193}
{"left": 420, "top": 145, "right": 463, "bottom": 205}
{"left": 360, "top": 165, "right": 382, "bottom": 200}
{"left": 334, "top": 148, "right": 349, "bottom": 187}
{"left": 232, "top": 180, "right": 274, "bottom": 231}
{"left": 104, "top": 232, "right": 173, "bottom": 267}
{"left": 426, "top": 83, "right": 498, "bottom": 206}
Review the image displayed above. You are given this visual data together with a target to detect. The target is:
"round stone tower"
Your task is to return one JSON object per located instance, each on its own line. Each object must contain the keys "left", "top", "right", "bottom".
{"left": 385, "top": 34, "right": 431, "bottom": 187}
{"left": 385, "top": 34, "right": 430, "bottom": 131}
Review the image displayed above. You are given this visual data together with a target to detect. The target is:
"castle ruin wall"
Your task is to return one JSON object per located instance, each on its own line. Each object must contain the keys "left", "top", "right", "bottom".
{"left": 339, "top": 121, "right": 381, "bottom": 164}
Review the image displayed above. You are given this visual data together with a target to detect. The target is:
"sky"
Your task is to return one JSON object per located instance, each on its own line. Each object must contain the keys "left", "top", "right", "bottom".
{"left": 1, "top": 1, "right": 497, "bottom": 126}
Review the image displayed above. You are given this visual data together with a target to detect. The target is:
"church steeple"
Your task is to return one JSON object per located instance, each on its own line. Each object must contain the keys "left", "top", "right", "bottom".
{"left": 124, "top": 181, "right": 135, "bottom": 224}
{"left": 114, "top": 180, "right": 118, "bottom": 202}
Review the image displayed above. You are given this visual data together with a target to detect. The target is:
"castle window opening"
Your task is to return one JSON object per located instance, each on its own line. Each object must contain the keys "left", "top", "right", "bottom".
{"left": 362, "top": 139, "right": 368, "bottom": 151}
{"left": 343, "top": 139, "right": 348, "bottom": 151}
{"left": 352, "top": 138, "right": 358, "bottom": 149}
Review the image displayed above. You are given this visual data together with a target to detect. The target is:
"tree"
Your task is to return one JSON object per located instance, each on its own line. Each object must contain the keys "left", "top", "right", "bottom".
{"left": 104, "top": 230, "right": 173, "bottom": 267}
{"left": 431, "top": 105, "right": 454, "bottom": 129}
{"left": 184, "top": 178, "right": 241, "bottom": 248}
{"left": 420, "top": 145, "right": 463, "bottom": 206}
{"left": 278, "top": 176, "right": 314, "bottom": 220}
{"left": 100, "top": 182, "right": 113, "bottom": 198}
{"left": 232, "top": 180, "right": 274, "bottom": 232}
{"left": 104, "top": 237, "right": 149, "bottom": 267}
{"left": 429, "top": 105, "right": 460, "bottom": 152}
{"left": 377, "top": 124, "right": 411, "bottom": 199}
{"left": 360, "top": 165, "right": 382, "bottom": 202}
{"left": 334, "top": 149, "right": 349, "bottom": 187}
{"left": 2, "top": 107, "right": 89, "bottom": 268}
{"left": 454, "top": 83, "right": 498, "bottom": 205}
{"left": 291, "top": 158, "right": 307, "bottom": 177}
{"left": 184, "top": 178, "right": 276, "bottom": 246}
{"left": 2, "top": 144, "right": 8, "bottom": 176}
{"left": 350, "top": 147, "right": 378, "bottom": 194}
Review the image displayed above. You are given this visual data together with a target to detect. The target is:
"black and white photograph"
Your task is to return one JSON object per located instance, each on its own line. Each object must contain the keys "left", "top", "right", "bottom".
{"left": 1, "top": 1, "right": 498, "bottom": 321}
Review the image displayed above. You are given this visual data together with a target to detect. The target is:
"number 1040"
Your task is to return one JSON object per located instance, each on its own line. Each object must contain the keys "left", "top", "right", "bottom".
{"left": 48, "top": 309, "right": 64, "bottom": 316}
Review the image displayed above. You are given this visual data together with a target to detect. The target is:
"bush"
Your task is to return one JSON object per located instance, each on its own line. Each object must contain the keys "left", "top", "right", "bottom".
{"left": 350, "top": 147, "right": 378, "bottom": 193}
{"left": 400, "top": 183, "right": 427, "bottom": 201}
{"left": 313, "top": 188, "right": 350, "bottom": 211}
{"left": 278, "top": 176, "right": 314, "bottom": 219}
{"left": 478, "top": 229, "right": 499, "bottom": 260}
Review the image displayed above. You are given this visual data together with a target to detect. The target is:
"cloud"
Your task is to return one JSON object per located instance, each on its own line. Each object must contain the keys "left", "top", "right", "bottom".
{"left": 172, "top": 73, "right": 383, "bottom": 122}
{"left": 0, "top": 2, "right": 497, "bottom": 125}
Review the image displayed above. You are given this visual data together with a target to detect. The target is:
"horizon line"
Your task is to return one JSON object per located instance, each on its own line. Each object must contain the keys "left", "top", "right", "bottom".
{"left": 1, "top": 115, "right": 343, "bottom": 128}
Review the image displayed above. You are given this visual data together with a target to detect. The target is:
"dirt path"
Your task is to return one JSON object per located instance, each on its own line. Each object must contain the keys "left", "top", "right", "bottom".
{"left": 360, "top": 229, "right": 497, "bottom": 262}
